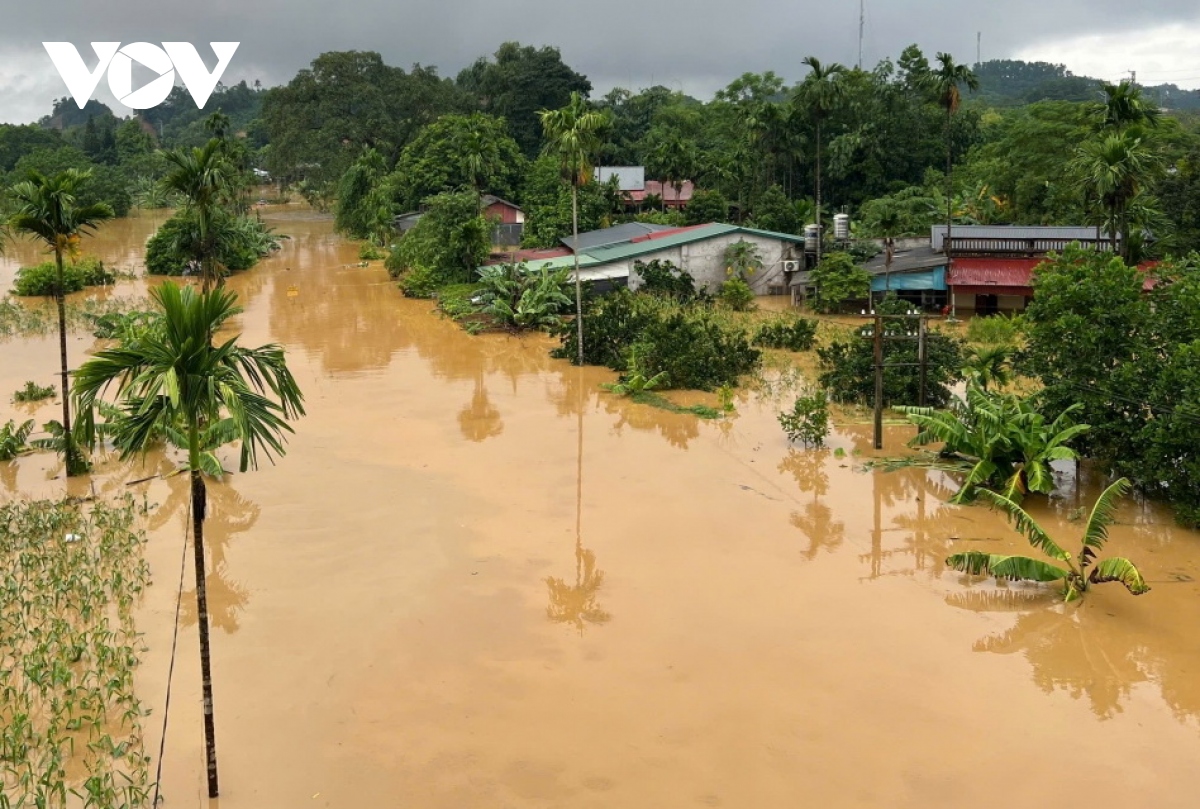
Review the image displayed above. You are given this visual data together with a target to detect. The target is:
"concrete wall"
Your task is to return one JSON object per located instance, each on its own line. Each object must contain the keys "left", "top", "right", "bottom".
{"left": 624, "top": 233, "right": 798, "bottom": 295}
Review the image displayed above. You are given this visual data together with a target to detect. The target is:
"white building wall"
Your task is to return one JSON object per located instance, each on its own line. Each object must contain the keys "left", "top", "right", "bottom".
{"left": 623, "top": 234, "right": 796, "bottom": 295}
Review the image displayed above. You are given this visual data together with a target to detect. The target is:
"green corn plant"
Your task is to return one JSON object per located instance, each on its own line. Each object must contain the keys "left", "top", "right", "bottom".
{"left": 946, "top": 477, "right": 1150, "bottom": 602}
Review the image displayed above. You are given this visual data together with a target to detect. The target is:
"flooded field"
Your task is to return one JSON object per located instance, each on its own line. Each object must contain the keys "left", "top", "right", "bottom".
{"left": 2, "top": 209, "right": 1199, "bottom": 807}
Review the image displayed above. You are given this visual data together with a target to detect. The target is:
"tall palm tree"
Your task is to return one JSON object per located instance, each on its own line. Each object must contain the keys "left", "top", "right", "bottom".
{"left": 1073, "top": 130, "right": 1162, "bottom": 262}
{"left": 931, "top": 52, "right": 979, "bottom": 310}
{"left": 7, "top": 169, "right": 114, "bottom": 476}
{"left": 73, "top": 282, "right": 305, "bottom": 799}
{"left": 161, "top": 139, "right": 235, "bottom": 292}
{"left": 538, "top": 92, "right": 610, "bottom": 365}
{"left": 795, "top": 56, "right": 847, "bottom": 264}
{"left": 1092, "top": 80, "right": 1161, "bottom": 133}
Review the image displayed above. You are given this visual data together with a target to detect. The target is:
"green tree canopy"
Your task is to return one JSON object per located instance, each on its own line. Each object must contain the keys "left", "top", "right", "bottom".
{"left": 457, "top": 42, "right": 592, "bottom": 156}
{"left": 389, "top": 113, "right": 525, "bottom": 210}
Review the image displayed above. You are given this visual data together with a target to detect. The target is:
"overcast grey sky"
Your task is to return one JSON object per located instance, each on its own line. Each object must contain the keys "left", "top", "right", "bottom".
{"left": 2, "top": 0, "right": 1199, "bottom": 123}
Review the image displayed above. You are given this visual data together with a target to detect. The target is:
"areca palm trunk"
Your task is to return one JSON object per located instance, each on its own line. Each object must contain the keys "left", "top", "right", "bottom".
{"left": 815, "top": 119, "right": 823, "bottom": 264}
{"left": 572, "top": 183, "right": 583, "bottom": 365}
{"left": 54, "top": 246, "right": 77, "bottom": 475}
{"left": 945, "top": 110, "right": 954, "bottom": 317}
{"left": 189, "top": 430, "right": 220, "bottom": 797}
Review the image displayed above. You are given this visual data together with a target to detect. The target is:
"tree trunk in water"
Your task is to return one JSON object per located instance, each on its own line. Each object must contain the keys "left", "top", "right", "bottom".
{"left": 55, "top": 249, "right": 77, "bottom": 476}
{"left": 945, "top": 109, "right": 955, "bottom": 318}
{"left": 815, "top": 120, "right": 822, "bottom": 265}
{"left": 191, "top": 469, "right": 220, "bottom": 797}
{"left": 572, "top": 184, "right": 584, "bottom": 366}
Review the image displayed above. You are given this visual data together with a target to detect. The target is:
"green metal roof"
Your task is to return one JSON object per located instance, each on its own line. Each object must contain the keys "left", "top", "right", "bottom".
{"left": 578, "top": 223, "right": 804, "bottom": 264}
{"left": 477, "top": 223, "right": 804, "bottom": 275}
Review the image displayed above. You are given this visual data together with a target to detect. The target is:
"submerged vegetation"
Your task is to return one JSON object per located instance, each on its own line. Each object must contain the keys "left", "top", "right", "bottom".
{"left": 0, "top": 496, "right": 153, "bottom": 806}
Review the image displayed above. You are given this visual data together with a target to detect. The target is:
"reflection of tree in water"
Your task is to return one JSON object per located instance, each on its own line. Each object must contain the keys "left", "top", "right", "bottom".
{"left": 546, "top": 365, "right": 610, "bottom": 635}
{"left": 151, "top": 474, "right": 259, "bottom": 634}
{"left": 458, "top": 368, "right": 503, "bottom": 442}
{"left": 779, "top": 448, "right": 846, "bottom": 557}
{"left": 603, "top": 396, "right": 700, "bottom": 450}
{"left": 950, "top": 593, "right": 1200, "bottom": 723}
{"left": 545, "top": 540, "right": 610, "bottom": 635}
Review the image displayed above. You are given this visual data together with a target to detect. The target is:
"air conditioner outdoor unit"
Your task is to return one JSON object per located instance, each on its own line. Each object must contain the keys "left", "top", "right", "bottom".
{"left": 782, "top": 260, "right": 799, "bottom": 272}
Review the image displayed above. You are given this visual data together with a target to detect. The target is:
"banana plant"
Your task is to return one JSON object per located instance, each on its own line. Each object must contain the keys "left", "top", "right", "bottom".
{"left": 946, "top": 477, "right": 1150, "bottom": 602}
{"left": 0, "top": 418, "right": 35, "bottom": 460}
{"left": 896, "top": 383, "right": 1088, "bottom": 503}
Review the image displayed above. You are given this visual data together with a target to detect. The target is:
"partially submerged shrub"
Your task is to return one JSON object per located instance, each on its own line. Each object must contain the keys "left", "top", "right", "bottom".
{"left": 779, "top": 389, "right": 830, "bottom": 447}
{"left": 13, "top": 257, "right": 115, "bottom": 296}
{"left": 553, "top": 290, "right": 761, "bottom": 390}
{"left": 753, "top": 316, "right": 818, "bottom": 351}
{"left": 359, "top": 242, "right": 386, "bottom": 261}
{"left": 718, "top": 278, "right": 755, "bottom": 311}
{"left": 818, "top": 327, "right": 965, "bottom": 408}
{"left": 145, "top": 209, "right": 279, "bottom": 277}
{"left": 636, "top": 309, "right": 761, "bottom": 391}
{"left": 13, "top": 381, "right": 55, "bottom": 403}
{"left": 397, "top": 265, "right": 440, "bottom": 298}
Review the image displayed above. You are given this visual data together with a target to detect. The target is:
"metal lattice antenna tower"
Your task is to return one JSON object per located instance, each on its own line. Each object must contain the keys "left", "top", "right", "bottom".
{"left": 858, "top": 0, "right": 865, "bottom": 70}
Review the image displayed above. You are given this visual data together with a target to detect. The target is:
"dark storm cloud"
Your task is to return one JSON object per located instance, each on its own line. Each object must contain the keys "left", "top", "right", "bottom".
{"left": 2, "top": 0, "right": 1199, "bottom": 122}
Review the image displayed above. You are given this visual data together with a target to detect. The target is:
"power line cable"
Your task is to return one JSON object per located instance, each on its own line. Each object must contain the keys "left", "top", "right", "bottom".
{"left": 151, "top": 491, "right": 192, "bottom": 807}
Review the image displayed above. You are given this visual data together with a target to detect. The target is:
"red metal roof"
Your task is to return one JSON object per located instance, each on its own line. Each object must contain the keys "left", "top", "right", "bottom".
{"left": 950, "top": 257, "right": 1161, "bottom": 290}
{"left": 948, "top": 257, "right": 1040, "bottom": 288}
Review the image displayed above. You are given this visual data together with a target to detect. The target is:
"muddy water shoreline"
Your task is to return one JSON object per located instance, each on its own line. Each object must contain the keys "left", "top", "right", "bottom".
{"left": 2, "top": 209, "right": 1199, "bottom": 807}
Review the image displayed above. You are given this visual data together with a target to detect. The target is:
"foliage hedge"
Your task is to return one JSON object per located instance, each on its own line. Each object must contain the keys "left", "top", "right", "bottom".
{"left": 13, "top": 257, "right": 115, "bottom": 296}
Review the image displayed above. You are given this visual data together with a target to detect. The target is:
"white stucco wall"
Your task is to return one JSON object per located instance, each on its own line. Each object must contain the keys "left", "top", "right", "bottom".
{"left": 623, "top": 233, "right": 798, "bottom": 295}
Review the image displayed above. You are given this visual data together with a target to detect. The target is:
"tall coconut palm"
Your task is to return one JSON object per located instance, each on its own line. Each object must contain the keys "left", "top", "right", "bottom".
{"left": 73, "top": 281, "right": 305, "bottom": 798}
{"left": 538, "top": 92, "right": 610, "bottom": 364}
{"left": 161, "top": 139, "right": 235, "bottom": 292}
{"left": 7, "top": 169, "right": 114, "bottom": 476}
{"left": 931, "top": 52, "right": 979, "bottom": 311}
{"left": 795, "top": 56, "right": 847, "bottom": 264}
{"left": 1073, "top": 130, "right": 1163, "bottom": 262}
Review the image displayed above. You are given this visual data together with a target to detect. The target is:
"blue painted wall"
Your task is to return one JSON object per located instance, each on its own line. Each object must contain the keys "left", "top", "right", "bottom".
{"left": 871, "top": 266, "right": 946, "bottom": 292}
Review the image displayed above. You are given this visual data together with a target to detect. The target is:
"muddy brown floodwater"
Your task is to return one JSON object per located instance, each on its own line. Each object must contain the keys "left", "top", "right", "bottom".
{"left": 2, "top": 209, "right": 1200, "bottom": 808}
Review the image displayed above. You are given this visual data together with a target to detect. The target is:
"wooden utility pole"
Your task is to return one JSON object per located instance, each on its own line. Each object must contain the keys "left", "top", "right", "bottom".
{"left": 864, "top": 309, "right": 932, "bottom": 451}
{"left": 918, "top": 316, "right": 928, "bottom": 408}
{"left": 873, "top": 314, "right": 884, "bottom": 450}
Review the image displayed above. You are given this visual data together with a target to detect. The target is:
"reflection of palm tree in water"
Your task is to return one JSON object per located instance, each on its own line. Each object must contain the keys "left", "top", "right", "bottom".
{"left": 546, "top": 541, "right": 610, "bottom": 635}
{"left": 458, "top": 367, "right": 503, "bottom": 442}
{"left": 546, "top": 365, "right": 610, "bottom": 634}
{"left": 154, "top": 473, "right": 259, "bottom": 634}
